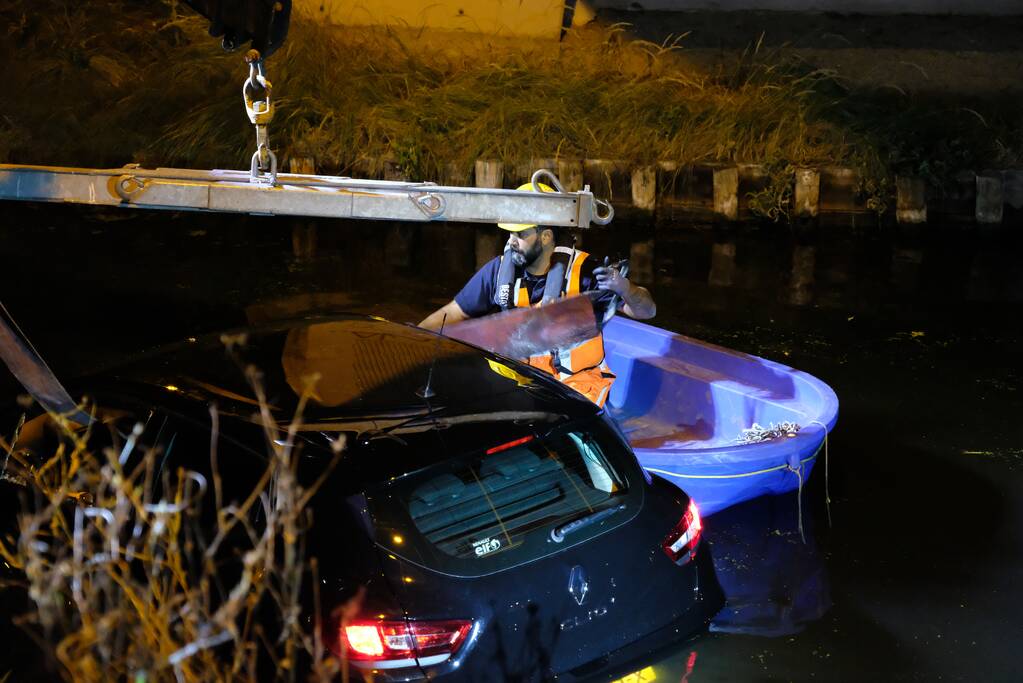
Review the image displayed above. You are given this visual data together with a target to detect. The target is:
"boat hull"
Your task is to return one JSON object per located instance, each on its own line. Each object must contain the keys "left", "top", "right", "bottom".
{"left": 603, "top": 317, "right": 839, "bottom": 516}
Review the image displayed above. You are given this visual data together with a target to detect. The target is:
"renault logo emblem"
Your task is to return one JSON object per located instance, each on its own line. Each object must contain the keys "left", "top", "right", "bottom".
{"left": 568, "top": 565, "right": 589, "bottom": 606}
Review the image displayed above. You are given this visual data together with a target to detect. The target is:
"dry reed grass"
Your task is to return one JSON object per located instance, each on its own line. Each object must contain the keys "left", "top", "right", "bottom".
{"left": 0, "top": 362, "right": 344, "bottom": 682}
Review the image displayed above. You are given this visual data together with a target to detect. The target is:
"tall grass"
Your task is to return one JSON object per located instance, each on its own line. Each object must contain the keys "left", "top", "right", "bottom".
{"left": 2, "top": 0, "right": 1020, "bottom": 205}
{"left": 0, "top": 366, "right": 344, "bottom": 682}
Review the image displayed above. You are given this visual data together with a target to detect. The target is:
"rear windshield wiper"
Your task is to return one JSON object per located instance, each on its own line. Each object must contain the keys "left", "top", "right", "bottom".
{"left": 360, "top": 410, "right": 564, "bottom": 441}
{"left": 550, "top": 504, "right": 626, "bottom": 543}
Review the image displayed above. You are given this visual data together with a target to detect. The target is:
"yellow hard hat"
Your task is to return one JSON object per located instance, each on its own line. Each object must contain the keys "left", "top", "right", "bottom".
{"left": 498, "top": 182, "right": 556, "bottom": 232}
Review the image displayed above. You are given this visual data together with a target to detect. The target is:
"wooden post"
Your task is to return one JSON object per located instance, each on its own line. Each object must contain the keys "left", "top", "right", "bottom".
{"left": 794, "top": 168, "right": 821, "bottom": 218}
{"left": 819, "top": 166, "right": 861, "bottom": 214}
{"left": 1003, "top": 170, "right": 1023, "bottom": 211}
{"left": 511, "top": 158, "right": 557, "bottom": 188}
{"left": 475, "top": 159, "right": 505, "bottom": 270}
{"left": 583, "top": 159, "right": 613, "bottom": 198}
{"left": 382, "top": 157, "right": 406, "bottom": 181}
{"left": 713, "top": 167, "right": 739, "bottom": 221}
{"left": 474, "top": 159, "right": 504, "bottom": 189}
{"left": 557, "top": 159, "right": 584, "bottom": 193}
{"left": 289, "top": 156, "right": 316, "bottom": 176}
{"left": 656, "top": 161, "right": 682, "bottom": 221}
{"left": 442, "top": 162, "right": 469, "bottom": 186}
{"left": 631, "top": 166, "right": 657, "bottom": 213}
{"left": 975, "top": 172, "right": 1004, "bottom": 225}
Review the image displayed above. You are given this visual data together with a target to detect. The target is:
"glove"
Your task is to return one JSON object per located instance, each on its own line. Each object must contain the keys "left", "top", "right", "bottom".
{"left": 593, "top": 264, "right": 630, "bottom": 297}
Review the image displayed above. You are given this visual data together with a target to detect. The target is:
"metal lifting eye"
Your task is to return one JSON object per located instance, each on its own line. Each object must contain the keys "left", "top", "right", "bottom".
{"left": 592, "top": 197, "right": 615, "bottom": 225}
{"left": 115, "top": 175, "right": 146, "bottom": 201}
{"left": 529, "top": 168, "right": 566, "bottom": 193}
{"left": 528, "top": 167, "right": 614, "bottom": 225}
{"left": 411, "top": 191, "right": 446, "bottom": 219}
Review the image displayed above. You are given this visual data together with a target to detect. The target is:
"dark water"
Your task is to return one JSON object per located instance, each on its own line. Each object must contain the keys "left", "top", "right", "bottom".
{"left": 1, "top": 203, "right": 1021, "bottom": 681}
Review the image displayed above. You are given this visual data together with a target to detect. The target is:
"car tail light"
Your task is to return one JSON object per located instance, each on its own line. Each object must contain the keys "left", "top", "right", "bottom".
{"left": 662, "top": 499, "right": 703, "bottom": 565}
{"left": 342, "top": 619, "right": 473, "bottom": 664}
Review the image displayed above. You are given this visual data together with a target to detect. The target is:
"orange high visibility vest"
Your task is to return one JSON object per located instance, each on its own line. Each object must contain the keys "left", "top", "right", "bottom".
{"left": 511, "top": 248, "right": 615, "bottom": 407}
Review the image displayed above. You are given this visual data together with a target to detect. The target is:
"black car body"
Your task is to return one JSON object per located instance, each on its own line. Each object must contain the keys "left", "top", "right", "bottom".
{"left": 3, "top": 315, "right": 722, "bottom": 681}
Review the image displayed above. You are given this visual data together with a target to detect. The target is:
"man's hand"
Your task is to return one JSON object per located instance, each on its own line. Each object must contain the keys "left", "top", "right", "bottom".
{"left": 593, "top": 265, "right": 630, "bottom": 297}
{"left": 593, "top": 264, "right": 657, "bottom": 320}
{"left": 418, "top": 300, "right": 469, "bottom": 331}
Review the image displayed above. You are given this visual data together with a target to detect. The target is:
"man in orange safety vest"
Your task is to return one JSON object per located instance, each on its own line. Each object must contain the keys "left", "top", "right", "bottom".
{"left": 418, "top": 183, "right": 656, "bottom": 407}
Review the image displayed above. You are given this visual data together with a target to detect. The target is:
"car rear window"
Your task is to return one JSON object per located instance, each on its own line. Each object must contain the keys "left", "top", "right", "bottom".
{"left": 367, "top": 418, "right": 642, "bottom": 577}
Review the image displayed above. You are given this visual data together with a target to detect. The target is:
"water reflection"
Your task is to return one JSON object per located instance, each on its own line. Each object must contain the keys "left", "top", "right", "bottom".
{"left": 707, "top": 241, "right": 736, "bottom": 288}
{"left": 706, "top": 493, "right": 831, "bottom": 637}
{"left": 3, "top": 205, "right": 1022, "bottom": 682}
{"left": 372, "top": 221, "right": 1023, "bottom": 320}
{"left": 891, "top": 246, "right": 923, "bottom": 295}
{"left": 788, "top": 244, "right": 816, "bottom": 306}
{"left": 600, "top": 492, "right": 831, "bottom": 682}
{"left": 384, "top": 222, "right": 414, "bottom": 268}
{"left": 629, "top": 239, "right": 655, "bottom": 286}
{"left": 4, "top": 204, "right": 1022, "bottom": 388}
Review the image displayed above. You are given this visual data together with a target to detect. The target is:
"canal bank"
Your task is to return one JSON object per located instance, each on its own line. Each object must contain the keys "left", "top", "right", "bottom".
{"left": 3, "top": 1, "right": 1023, "bottom": 228}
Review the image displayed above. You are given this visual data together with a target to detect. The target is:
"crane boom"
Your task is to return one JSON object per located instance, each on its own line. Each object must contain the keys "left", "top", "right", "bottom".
{"left": 0, "top": 163, "right": 611, "bottom": 228}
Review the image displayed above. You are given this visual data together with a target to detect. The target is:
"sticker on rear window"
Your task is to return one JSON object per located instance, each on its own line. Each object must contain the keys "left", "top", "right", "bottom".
{"left": 472, "top": 537, "right": 502, "bottom": 557}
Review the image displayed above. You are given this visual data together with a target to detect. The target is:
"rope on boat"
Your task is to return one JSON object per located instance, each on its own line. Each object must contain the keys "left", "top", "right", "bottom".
{"left": 645, "top": 422, "right": 834, "bottom": 546}
{"left": 809, "top": 420, "right": 832, "bottom": 528}
{"left": 646, "top": 435, "right": 830, "bottom": 548}
{"left": 790, "top": 462, "right": 805, "bottom": 544}
{"left": 732, "top": 419, "right": 830, "bottom": 542}
{"left": 644, "top": 447, "right": 821, "bottom": 480}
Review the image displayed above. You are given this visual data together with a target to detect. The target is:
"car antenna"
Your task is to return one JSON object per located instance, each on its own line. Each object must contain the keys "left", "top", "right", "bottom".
{"left": 416, "top": 313, "right": 446, "bottom": 399}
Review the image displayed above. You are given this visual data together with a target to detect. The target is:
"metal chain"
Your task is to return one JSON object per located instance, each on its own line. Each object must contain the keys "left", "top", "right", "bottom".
{"left": 242, "top": 50, "right": 277, "bottom": 184}
{"left": 735, "top": 421, "right": 802, "bottom": 444}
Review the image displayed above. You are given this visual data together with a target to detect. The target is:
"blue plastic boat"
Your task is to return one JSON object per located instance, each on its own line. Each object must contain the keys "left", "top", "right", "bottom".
{"left": 602, "top": 317, "right": 839, "bottom": 516}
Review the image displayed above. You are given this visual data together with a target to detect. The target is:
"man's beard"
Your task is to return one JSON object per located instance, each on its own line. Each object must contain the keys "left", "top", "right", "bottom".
{"left": 510, "top": 238, "right": 543, "bottom": 267}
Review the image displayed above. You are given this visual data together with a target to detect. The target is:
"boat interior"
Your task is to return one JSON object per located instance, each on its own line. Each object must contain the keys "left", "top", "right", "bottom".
{"left": 603, "top": 319, "right": 830, "bottom": 452}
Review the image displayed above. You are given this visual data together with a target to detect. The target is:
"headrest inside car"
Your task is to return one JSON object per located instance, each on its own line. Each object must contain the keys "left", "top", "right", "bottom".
{"left": 481, "top": 450, "right": 544, "bottom": 479}
{"left": 412, "top": 474, "right": 465, "bottom": 505}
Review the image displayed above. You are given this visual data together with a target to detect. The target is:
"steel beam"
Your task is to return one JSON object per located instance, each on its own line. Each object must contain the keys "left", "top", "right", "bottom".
{"left": 0, "top": 164, "right": 609, "bottom": 228}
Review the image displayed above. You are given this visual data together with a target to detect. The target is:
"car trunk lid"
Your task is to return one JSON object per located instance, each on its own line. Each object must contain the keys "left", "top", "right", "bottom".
{"left": 362, "top": 416, "right": 701, "bottom": 677}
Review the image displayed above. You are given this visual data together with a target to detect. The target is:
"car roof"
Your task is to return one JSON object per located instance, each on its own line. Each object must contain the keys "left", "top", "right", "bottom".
{"left": 94, "top": 314, "right": 599, "bottom": 430}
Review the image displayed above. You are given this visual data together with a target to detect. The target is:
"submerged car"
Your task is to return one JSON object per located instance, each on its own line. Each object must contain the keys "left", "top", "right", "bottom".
{"left": 1, "top": 315, "right": 723, "bottom": 681}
